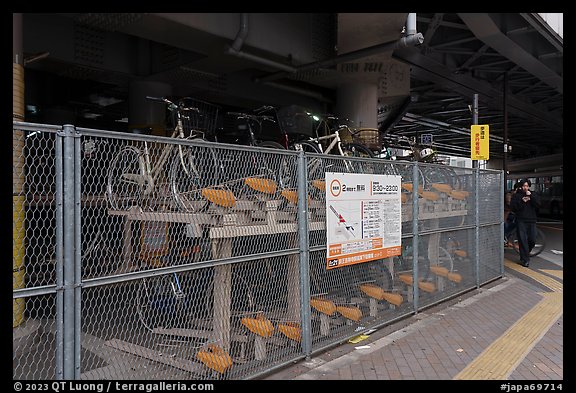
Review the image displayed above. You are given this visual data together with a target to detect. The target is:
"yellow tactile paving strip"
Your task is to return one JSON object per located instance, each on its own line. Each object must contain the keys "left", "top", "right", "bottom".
{"left": 540, "top": 269, "right": 563, "bottom": 280}
{"left": 453, "top": 259, "right": 563, "bottom": 380}
{"left": 504, "top": 259, "right": 563, "bottom": 293}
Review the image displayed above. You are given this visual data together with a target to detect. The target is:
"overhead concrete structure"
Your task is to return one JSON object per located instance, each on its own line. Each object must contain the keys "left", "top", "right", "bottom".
{"left": 19, "top": 12, "right": 562, "bottom": 162}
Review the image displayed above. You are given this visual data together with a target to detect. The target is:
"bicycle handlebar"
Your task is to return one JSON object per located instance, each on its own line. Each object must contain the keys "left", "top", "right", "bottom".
{"left": 145, "top": 95, "right": 168, "bottom": 103}
{"left": 146, "top": 96, "right": 199, "bottom": 112}
{"left": 254, "top": 105, "right": 275, "bottom": 114}
{"left": 227, "top": 112, "right": 275, "bottom": 123}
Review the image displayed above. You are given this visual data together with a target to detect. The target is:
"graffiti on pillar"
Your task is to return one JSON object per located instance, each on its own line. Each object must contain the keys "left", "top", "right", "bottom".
{"left": 363, "top": 62, "right": 384, "bottom": 72}
{"left": 378, "top": 62, "right": 409, "bottom": 97}
{"left": 338, "top": 62, "right": 387, "bottom": 73}
{"left": 339, "top": 63, "right": 360, "bottom": 73}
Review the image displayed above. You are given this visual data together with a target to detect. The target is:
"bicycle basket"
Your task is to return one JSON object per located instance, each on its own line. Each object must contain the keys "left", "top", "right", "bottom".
{"left": 352, "top": 128, "right": 381, "bottom": 150}
{"left": 338, "top": 127, "right": 354, "bottom": 143}
{"left": 179, "top": 97, "right": 220, "bottom": 136}
{"left": 276, "top": 105, "right": 314, "bottom": 137}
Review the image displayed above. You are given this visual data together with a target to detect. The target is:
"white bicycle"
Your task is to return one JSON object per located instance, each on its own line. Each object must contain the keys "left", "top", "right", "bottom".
{"left": 106, "top": 96, "right": 220, "bottom": 212}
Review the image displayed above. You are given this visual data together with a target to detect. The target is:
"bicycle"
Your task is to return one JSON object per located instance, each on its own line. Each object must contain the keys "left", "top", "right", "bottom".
{"left": 223, "top": 107, "right": 285, "bottom": 150}
{"left": 505, "top": 225, "right": 546, "bottom": 257}
{"left": 135, "top": 246, "right": 297, "bottom": 366}
{"left": 378, "top": 134, "right": 463, "bottom": 192}
{"left": 106, "top": 96, "right": 219, "bottom": 213}
{"left": 135, "top": 262, "right": 257, "bottom": 333}
{"left": 38, "top": 228, "right": 115, "bottom": 282}
{"left": 286, "top": 112, "right": 374, "bottom": 159}
{"left": 174, "top": 104, "right": 293, "bottom": 209}
{"left": 274, "top": 107, "right": 375, "bottom": 194}
{"left": 219, "top": 109, "right": 290, "bottom": 201}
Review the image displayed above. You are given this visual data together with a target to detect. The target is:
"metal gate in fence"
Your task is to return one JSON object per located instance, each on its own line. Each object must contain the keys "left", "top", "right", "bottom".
{"left": 13, "top": 122, "right": 504, "bottom": 380}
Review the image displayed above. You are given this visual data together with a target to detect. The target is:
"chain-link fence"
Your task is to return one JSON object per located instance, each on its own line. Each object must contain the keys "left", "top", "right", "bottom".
{"left": 13, "top": 121, "right": 504, "bottom": 380}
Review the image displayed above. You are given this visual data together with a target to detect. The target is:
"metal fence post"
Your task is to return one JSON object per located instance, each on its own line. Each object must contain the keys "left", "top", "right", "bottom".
{"left": 62, "top": 124, "right": 76, "bottom": 379}
{"left": 74, "top": 127, "right": 82, "bottom": 379}
{"left": 412, "top": 162, "right": 420, "bottom": 312}
{"left": 55, "top": 128, "right": 64, "bottom": 380}
{"left": 475, "top": 168, "right": 480, "bottom": 288}
{"left": 500, "top": 171, "right": 505, "bottom": 276}
{"left": 296, "top": 151, "right": 312, "bottom": 357}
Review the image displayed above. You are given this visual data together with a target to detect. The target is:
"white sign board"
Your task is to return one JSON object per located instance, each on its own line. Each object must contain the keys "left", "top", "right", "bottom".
{"left": 325, "top": 172, "right": 402, "bottom": 270}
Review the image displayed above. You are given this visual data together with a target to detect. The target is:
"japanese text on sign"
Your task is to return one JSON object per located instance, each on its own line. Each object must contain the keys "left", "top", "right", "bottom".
{"left": 325, "top": 172, "right": 402, "bottom": 270}
{"left": 471, "top": 124, "right": 489, "bottom": 160}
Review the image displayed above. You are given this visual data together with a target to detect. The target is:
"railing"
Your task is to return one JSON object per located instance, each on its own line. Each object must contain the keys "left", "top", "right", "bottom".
{"left": 12, "top": 121, "right": 504, "bottom": 380}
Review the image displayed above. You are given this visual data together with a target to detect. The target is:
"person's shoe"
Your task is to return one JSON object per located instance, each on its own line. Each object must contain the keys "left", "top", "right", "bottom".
{"left": 521, "top": 261, "right": 529, "bottom": 267}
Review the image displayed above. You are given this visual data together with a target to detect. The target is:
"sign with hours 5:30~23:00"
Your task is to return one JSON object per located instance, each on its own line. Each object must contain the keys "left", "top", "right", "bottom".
{"left": 325, "top": 172, "right": 402, "bottom": 270}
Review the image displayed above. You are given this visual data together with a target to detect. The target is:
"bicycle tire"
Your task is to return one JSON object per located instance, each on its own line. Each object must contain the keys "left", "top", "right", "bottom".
{"left": 340, "top": 142, "right": 374, "bottom": 158}
{"left": 106, "top": 146, "right": 145, "bottom": 211}
{"left": 422, "top": 164, "right": 461, "bottom": 192}
{"left": 288, "top": 140, "right": 326, "bottom": 186}
{"left": 395, "top": 162, "right": 427, "bottom": 192}
{"left": 256, "top": 141, "right": 286, "bottom": 184}
{"left": 235, "top": 140, "right": 287, "bottom": 200}
{"left": 81, "top": 229, "right": 114, "bottom": 278}
{"left": 339, "top": 142, "right": 375, "bottom": 173}
{"left": 256, "top": 140, "right": 294, "bottom": 193}
{"left": 367, "top": 261, "right": 395, "bottom": 292}
{"left": 346, "top": 260, "right": 395, "bottom": 299}
{"left": 436, "top": 246, "right": 454, "bottom": 272}
{"left": 136, "top": 268, "right": 256, "bottom": 333}
{"left": 257, "top": 140, "right": 285, "bottom": 150}
{"left": 170, "top": 145, "right": 213, "bottom": 213}
{"left": 508, "top": 227, "right": 546, "bottom": 257}
{"left": 289, "top": 140, "right": 322, "bottom": 153}
{"left": 46, "top": 228, "right": 113, "bottom": 279}
{"left": 392, "top": 241, "right": 432, "bottom": 281}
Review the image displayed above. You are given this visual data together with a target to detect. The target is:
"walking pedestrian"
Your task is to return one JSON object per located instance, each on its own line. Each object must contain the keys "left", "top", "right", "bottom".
{"left": 509, "top": 179, "right": 541, "bottom": 267}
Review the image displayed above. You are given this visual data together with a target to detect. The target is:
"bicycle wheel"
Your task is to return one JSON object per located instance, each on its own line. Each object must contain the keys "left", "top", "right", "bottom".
{"left": 531, "top": 228, "right": 546, "bottom": 256}
{"left": 340, "top": 142, "right": 375, "bottom": 173}
{"left": 289, "top": 140, "right": 325, "bottom": 183}
{"left": 106, "top": 146, "right": 145, "bottom": 211}
{"left": 340, "top": 142, "right": 374, "bottom": 158}
{"left": 436, "top": 246, "right": 454, "bottom": 272}
{"left": 136, "top": 268, "right": 256, "bottom": 333}
{"left": 170, "top": 145, "right": 212, "bottom": 213}
{"left": 423, "top": 164, "right": 460, "bottom": 192}
{"left": 81, "top": 229, "right": 115, "bottom": 278}
{"left": 136, "top": 273, "right": 189, "bottom": 332}
{"left": 255, "top": 141, "right": 286, "bottom": 184}
{"left": 392, "top": 241, "right": 432, "bottom": 280}
{"left": 507, "top": 228, "right": 545, "bottom": 257}
{"left": 395, "top": 163, "right": 427, "bottom": 193}
{"left": 364, "top": 261, "right": 394, "bottom": 292}
{"left": 246, "top": 141, "right": 288, "bottom": 197}
{"left": 290, "top": 140, "right": 321, "bottom": 153}
{"left": 257, "top": 140, "right": 285, "bottom": 150}
{"left": 237, "top": 141, "right": 286, "bottom": 201}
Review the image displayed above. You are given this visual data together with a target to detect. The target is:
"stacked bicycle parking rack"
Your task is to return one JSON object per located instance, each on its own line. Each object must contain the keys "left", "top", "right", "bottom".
{"left": 14, "top": 122, "right": 505, "bottom": 381}
{"left": 104, "top": 177, "right": 470, "bottom": 378}
{"left": 105, "top": 181, "right": 323, "bottom": 376}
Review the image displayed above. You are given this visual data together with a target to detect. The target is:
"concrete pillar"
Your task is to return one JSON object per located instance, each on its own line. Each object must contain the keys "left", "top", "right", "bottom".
{"left": 13, "top": 12, "right": 26, "bottom": 328}
{"left": 336, "top": 83, "right": 378, "bottom": 129}
{"left": 129, "top": 80, "right": 172, "bottom": 136}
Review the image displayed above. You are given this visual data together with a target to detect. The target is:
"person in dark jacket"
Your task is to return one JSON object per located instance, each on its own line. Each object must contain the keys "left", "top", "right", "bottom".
{"left": 509, "top": 179, "right": 541, "bottom": 267}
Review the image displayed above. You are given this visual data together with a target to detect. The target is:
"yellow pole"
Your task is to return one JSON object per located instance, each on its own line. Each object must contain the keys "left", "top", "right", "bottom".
{"left": 13, "top": 13, "right": 26, "bottom": 328}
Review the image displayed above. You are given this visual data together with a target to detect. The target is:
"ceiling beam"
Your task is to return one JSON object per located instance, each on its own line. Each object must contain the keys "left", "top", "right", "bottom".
{"left": 458, "top": 13, "right": 562, "bottom": 94}
{"left": 392, "top": 46, "right": 562, "bottom": 133}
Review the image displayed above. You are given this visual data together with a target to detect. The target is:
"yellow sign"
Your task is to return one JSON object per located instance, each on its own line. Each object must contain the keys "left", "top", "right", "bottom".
{"left": 471, "top": 124, "right": 489, "bottom": 160}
